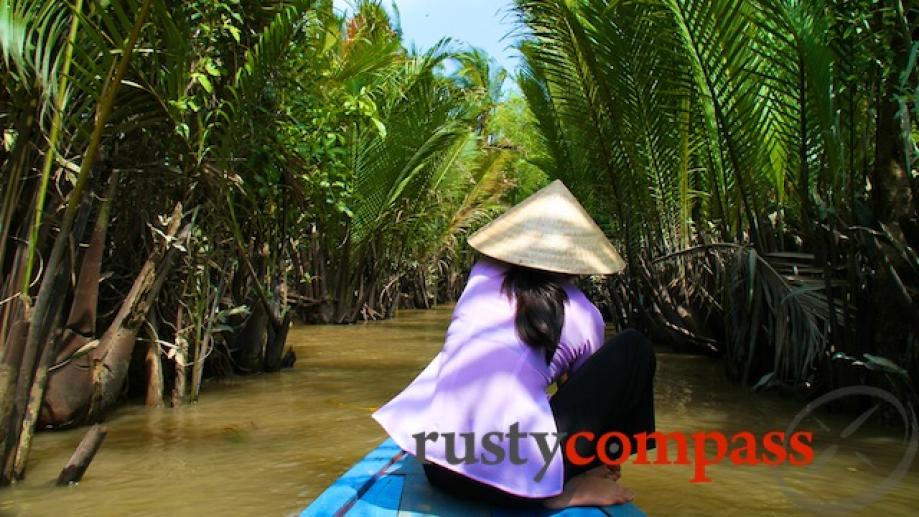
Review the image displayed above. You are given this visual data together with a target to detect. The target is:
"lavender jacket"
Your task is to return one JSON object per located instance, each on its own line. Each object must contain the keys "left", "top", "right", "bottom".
{"left": 372, "top": 258, "right": 605, "bottom": 497}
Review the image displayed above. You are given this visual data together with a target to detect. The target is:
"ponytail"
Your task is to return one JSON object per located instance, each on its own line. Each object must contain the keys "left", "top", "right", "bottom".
{"left": 501, "top": 266, "right": 569, "bottom": 363}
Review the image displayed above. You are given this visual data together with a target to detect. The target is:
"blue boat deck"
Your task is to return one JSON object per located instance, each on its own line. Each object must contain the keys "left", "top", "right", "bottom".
{"left": 301, "top": 439, "right": 646, "bottom": 517}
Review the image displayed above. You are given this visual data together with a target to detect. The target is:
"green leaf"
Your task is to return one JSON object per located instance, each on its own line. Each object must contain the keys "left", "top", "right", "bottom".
{"left": 204, "top": 58, "right": 221, "bottom": 77}
{"left": 862, "top": 354, "right": 909, "bottom": 377}
{"left": 196, "top": 73, "right": 213, "bottom": 93}
{"left": 226, "top": 25, "right": 241, "bottom": 43}
{"left": 372, "top": 118, "right": 387, "bottom": 139}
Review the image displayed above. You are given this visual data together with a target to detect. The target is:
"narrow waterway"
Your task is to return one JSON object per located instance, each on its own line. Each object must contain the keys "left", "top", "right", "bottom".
{"left": 1, "top": 306, "right": 916, "bottom": 516}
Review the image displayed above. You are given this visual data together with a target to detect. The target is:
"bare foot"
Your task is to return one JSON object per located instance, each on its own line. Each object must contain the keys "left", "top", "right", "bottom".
{"left": 543, "top": 474, "right": 634, "bottom": 509}
{"left": 584, "top": 464, "right": 621, "bottom": 481}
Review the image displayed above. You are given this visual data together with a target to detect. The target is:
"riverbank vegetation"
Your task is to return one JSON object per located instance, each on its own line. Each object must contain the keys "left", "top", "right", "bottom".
{"left": 0, "top": 0, "right": 916, "bottom": 487}
{"left": 512, "top": 0, "right": 918, "bottom": 402}
{"left": 0, "top": 0, "right": 525, "bottom": 483}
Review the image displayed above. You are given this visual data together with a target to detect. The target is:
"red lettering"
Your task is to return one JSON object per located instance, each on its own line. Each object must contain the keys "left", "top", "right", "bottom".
{"left": 565, "top": 432, "right": 596, "bottom": 466}
{"left": 761, "top": 431, "right": 787, "bottom": 465}
{"left": 634, "top": 431, "right": 690, "bottom": 465}
{"left": 788, "top": 431, "right": 814, "bottom": 466}
{"left": 597, "top": 432, "right": 631, "bottom": 466}
{"left": 691, "top": 432, "right": 728, "bottom": 483}
{"left": 729, "top": 432, "right": 760, "bottom": 465}
{"left": 558, "top": 428, "right": 814, "bottom": 480}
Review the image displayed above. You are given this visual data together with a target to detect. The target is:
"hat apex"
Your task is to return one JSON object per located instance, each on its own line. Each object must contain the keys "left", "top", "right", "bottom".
{"left": 468, "top": 180, "right": 625, "bottom": 275}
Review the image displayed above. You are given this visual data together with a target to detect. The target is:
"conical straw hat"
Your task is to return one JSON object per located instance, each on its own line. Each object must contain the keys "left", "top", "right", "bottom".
{"left": 468, "top": 180, "right": 625, "bottom": 275}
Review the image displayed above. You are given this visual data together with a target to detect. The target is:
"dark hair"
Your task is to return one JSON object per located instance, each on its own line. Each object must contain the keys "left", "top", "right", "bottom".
{"left": 501, "top": 266, "right": 569, "bottom": 363}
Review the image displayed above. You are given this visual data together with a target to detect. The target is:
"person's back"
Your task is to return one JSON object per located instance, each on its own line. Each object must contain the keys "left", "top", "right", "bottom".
{"left": 373, "top": 258, "right": 605, "bottom": 496}
{"left": 443, "top": 256, "right": 605, "bottom": 385}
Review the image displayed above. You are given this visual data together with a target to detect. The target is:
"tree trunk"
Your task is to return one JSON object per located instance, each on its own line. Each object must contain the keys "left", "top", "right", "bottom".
{"left": 171, "top": 307, "right": 187, "bottom": 407}
{"left": 190, "top": 329, "right": 207, "bottom": 403}
{"left": 12, "top": 337, "right": 56, "bottom": 478}
{"left": 144, "top": 327, "right": 164, "bottom": 408}
{"left": 56, "top": 424, "right": 107, "bottom": 486}
{"left": 0, "top": 320, "right": 28, "bottom": 458}
{"left": 90, "top": 204, "right": 186, "bottom": 418}
{"left": 232, "top": 301, "right": 269, "bottom": 373}
{"left": 263, "top": 313, "right": 291, "bottom": 373}
{"left": 41, "top": 203, "right": 187, "bottom": 426}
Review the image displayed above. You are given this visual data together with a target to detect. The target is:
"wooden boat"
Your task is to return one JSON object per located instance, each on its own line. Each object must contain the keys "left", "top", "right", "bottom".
{"left": 301, "top": 439, "right": 647, "bottom": 516}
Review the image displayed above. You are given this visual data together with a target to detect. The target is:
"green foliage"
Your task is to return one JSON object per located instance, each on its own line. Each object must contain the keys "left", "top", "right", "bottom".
{"left": 487, "top": 94, "right": 549, "bottom": 203}
{"left": 513, "top": 0, "right": 919, "bottom": 395}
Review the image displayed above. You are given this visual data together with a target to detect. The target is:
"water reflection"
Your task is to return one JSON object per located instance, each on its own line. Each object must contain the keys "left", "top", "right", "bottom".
{"left": 0, "top": 306, "right": 916, "bottom": 516}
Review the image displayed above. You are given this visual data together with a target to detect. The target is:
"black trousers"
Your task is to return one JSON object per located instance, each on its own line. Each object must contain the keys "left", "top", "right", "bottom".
{"left": 423, "top": 329, "right": 657, "bottom": 507}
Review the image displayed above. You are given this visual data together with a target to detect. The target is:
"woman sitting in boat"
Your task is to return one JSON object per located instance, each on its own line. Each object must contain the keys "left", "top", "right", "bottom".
{"left": 373, "top": 180, "right": 656, "bottom": 509}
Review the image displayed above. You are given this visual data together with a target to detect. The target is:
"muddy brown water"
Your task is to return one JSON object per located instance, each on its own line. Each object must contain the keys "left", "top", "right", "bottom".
{"left": 1, "top": 306, "right": 917, "bottom": 516}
